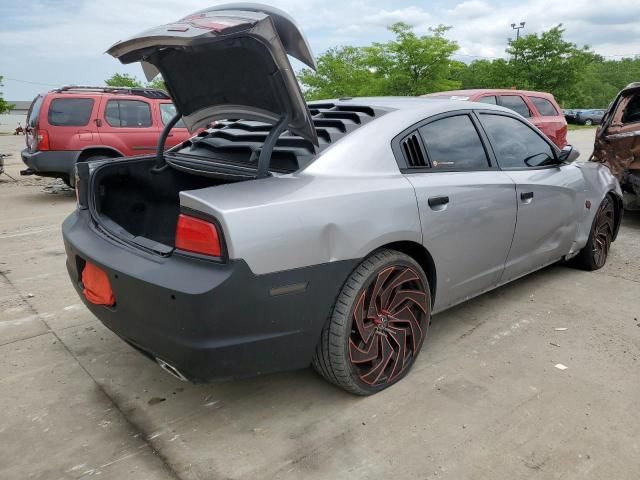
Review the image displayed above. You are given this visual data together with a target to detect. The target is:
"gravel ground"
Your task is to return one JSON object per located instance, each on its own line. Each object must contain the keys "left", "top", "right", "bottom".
{"left": 1, "top": 129, "right": 639, "bottom": 480}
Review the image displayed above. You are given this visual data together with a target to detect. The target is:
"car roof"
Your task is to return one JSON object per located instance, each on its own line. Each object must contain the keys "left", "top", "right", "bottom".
{"left": 42, "top": 86, "right": 171, "bottom": 100}
{"left": 313, "top": 96, "right": 511, "bottom": 116}
{"left": 423, "top": 89, "right": 556, "bottom": 99}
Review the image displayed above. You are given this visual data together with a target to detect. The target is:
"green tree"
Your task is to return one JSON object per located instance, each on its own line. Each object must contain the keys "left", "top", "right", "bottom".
{"left": 299, "top": 23, "right": 461, "bottom": 99}
{"left": 298, "top": 46, "right": 383, "bottom": 99}
{"left": 105, "top": 73, "right": 143, "bottom": 88}
{"left": 454, "top": 59, "right": 513, "bottom": 89}
{"left": 507, "top": 25, "right": 596, "bottom": 104}
{"left": 146, "top": 76, "right": 167, "bottom": 91}
{"left": 0, "top": 76, "right": 14, "bottom": 114}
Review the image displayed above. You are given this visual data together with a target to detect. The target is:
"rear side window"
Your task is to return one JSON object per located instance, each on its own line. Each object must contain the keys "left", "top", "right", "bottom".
{"left": 500, "top": 95, "right": 531, "bottom": 118}
{"left": 481, "top": 114, "right": 555, "bottom": 169}
{"left": 418, "top": 115, "right": 489, "bottom": 171}
{"left": 160, "top": 103, "right": 187, "bottom": 128}
{"left": 27, "top": 95, "right": 44, "bottom": 127}
{"left": 622, "top": 95, "right": 640, "bottom": 124}
{"left": 529, "top": 97, "right": 559, "bottom": 116}
{"left": 478, "top": 96, "right": 497, "bottom": 105}
{"left": 48, "top": 98, "right": 94, "bottom": 126}
{"left": 105, "top": 100, "right": 152, "bottom": 128}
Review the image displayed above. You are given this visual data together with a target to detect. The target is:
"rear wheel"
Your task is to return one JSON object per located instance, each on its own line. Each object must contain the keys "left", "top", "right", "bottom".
{"left": 313, "top": 249, "right": 431, "bottom": 395}
{"left": 571, "top": 195, "right": 615, "bottom": 270}
{"left": 584, "top": 118, "right": 593, "bottom": 126}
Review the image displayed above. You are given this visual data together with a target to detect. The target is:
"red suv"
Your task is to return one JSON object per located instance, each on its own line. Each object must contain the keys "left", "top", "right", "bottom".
{"left": 423, "top": 89, "right": 568, "bottom": 148}
{"left": 21, "top": 86, "right": 192, "bottom": 186}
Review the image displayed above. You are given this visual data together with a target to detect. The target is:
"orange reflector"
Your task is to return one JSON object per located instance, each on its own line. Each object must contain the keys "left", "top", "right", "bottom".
{"left": 175, "top": 214, "right": 222, "bottom": 257}
{"left": 82, "top": 261, "right": 115, "bottom": 306}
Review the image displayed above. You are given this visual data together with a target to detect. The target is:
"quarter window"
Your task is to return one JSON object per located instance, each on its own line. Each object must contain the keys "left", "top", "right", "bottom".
{"left": 160, "top": 103, "right": 187, "bottom": 128}
{"left": 622, "top": 95, "right": 640, "bottom": 124}
{"left": 500, "top": 95, "right": 531, "bottom": 118}
{"left": 480, "top": 114, "right": 556, "bottom": 169}
{"left": 418, "top": 115, "right": 490, "bottom": 171}
{"left": 478, "top": 95, "right": 497, "bottom": 105}
{"left": 529, "top": 97, "right": 559, "bottom": 116}
{"left": 48, "top": 98, "right": 94, "bottom": 126}
{"left": 105, "top": 100, "right": 152, "bottom": 128}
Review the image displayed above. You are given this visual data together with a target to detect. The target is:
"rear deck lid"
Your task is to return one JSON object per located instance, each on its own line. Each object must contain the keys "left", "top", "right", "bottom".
{"left": 107, "top": 3, "right": 318, "bottom": 144}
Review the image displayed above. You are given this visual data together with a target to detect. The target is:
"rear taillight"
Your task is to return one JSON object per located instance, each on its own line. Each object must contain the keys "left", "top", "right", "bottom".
{"left": 175, "top": 214, "right": 222, "bottom": 257}
{"left": 36, "top": 129, "right": 50, "bottom": 151}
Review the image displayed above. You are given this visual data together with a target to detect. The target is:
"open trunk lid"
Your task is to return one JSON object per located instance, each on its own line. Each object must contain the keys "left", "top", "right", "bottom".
{"left": 106, "top": 3, "right": 318, "bottom": 145}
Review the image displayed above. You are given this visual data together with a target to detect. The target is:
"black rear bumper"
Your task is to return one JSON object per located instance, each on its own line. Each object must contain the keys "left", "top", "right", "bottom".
{"left": 62, "top": 210, "right": 355, "bottom": 382}
{"left": 21, "top": 149, "right": 79, "bottom": 177}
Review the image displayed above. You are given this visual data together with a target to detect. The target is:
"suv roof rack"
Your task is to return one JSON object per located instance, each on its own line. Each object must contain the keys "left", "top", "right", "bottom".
{"left": 53, "top": 85, "right": 171, "bottom": 100}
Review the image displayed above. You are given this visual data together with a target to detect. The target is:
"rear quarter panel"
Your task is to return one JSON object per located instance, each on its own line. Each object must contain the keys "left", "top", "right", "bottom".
{"left": 42, "top": 94, "right": 101, "bottom": 150}
{"left": 180, "top": 173, "right": 421, "bottom": 275}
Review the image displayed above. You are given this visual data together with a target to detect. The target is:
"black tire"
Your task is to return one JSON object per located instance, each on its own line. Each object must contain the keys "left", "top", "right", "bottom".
{"left": 584, "top": 119, "right": 593, "bottom": 126}
{"left": 312, "top": 249, "right": 431, "bottom": 395}
{"left": 571, "top": 195, "right": 615, "bottom": 271}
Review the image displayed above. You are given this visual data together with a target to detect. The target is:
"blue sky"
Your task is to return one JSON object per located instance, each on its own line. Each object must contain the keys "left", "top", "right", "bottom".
{"left": 2, "top": 0, "right": 640, "bottom": 100}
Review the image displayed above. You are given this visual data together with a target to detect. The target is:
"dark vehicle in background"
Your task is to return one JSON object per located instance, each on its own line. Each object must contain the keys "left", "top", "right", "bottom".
{"left": 423, "top": 89, "right": 567, "bottom": 148}
{"left": 21, "top": 86, "right": 191, "bottom": 186}
{"left": 575, "top": 109, "right": 606, "bottom": 125}
{"left": 592, "top": 82, "right": 640, "bottom": 210}
{"left": 563, "top": 109, "right": 580, "bottom": 124}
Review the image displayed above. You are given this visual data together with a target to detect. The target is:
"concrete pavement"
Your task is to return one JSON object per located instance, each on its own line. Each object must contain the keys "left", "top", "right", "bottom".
{"left": 1, "top": 129, "right": 639, "bottom": 480}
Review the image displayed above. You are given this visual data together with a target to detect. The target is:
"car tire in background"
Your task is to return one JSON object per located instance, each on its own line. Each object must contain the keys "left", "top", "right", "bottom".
{"left": 584, "top": 118, "right": 593, "bottom": 126}
{"left": 313, "top": 249, "right": 431, "bottom": 395}
{"left": 571, "top": 195, "right": 615, "bottom": 271}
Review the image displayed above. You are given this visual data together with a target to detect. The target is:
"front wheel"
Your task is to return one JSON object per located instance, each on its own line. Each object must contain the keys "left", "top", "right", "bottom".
{"left": 571, "top": 195, "right": 615, "bottom": 270}
{"left": 313, "top": 249, "right": 431, "bottom": 395}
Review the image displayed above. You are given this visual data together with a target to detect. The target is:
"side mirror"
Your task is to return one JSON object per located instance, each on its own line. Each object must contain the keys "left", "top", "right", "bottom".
{"left": 558, "top": 145, "right": 580, "bottom": 163}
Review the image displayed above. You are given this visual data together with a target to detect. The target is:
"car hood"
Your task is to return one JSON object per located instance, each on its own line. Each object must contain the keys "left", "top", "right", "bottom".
{"left": 107, "top": 3, "right": 318, "bottom": 144}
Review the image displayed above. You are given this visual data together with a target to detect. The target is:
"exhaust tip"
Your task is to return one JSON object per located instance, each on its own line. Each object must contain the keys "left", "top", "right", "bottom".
{"left": 156, "top": 358, "right": 188, "bottom": 382}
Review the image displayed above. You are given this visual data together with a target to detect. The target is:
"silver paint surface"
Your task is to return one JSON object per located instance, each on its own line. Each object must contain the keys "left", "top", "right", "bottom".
{"left": 180, "top": 98, "right": 620, "bottom": 312}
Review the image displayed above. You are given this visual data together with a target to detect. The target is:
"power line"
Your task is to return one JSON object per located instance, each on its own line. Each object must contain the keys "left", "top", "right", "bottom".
{"left": 3, "top": 77, "right": 59, "bottom": 87}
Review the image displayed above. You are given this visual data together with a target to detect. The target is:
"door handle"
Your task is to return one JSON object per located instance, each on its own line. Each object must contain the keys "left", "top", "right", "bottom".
{"left": 520, "top": 191, "right": 534, "bottom": 202}
{"left": 428, "top": 195, "right": 449, "bottom": 209}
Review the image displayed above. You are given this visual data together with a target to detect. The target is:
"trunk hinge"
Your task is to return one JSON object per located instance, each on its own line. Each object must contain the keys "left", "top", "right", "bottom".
{"left": 151, "top": 112, "right": 182, "bottom": 174}
{"left": 256, "top": 114, "right": 289, "bottom": 179}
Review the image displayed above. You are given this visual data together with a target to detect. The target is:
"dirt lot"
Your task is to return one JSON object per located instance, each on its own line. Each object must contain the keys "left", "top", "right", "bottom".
{"left": 1, "top": 130, "right": 639, "bottom": 480}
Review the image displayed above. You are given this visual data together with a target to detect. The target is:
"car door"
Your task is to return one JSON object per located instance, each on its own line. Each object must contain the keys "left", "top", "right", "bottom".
{"left": 594, "top": 90, "right": 640, "bottom": 179}
{"left": 100, "top": 98, "right": 159, "bottom": 155}
{"left": 398, "top": 112, "right": 518, "bottom": 312}
{"left": 158, "top": 102, "right": 191, "bottom": 148}
{"left": 478, "top": 112, "right": 585, "bottom": 283}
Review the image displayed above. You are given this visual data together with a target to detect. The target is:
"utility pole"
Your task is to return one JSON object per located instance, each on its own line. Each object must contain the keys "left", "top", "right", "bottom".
{"left": 511, "top": 22, "right": 525, "bottom": 61}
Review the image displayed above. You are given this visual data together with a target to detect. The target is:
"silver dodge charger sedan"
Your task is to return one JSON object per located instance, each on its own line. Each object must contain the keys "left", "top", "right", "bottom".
{"left": 63, "top": 4, "right": 622, "bottom": 395}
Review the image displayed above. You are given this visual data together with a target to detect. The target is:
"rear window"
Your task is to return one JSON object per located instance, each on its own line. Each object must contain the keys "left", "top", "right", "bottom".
{"left": 48, "top": 98, "right": 94, "bottom": 126}
{"left": 160, "top": 103, "right": 187, "bottom": 128}
{"left": 500, "top": 95, "right": 531, "bottom": 118}
{"left": 529, "top": 97, "right": 559, "bottom": 116}
{"left": 105, "top": 100, "right": 152, "bottom": 128}
{"left": 478, "top": 96, "right": 497, "bottom": 105}
{"left": 27, "top": 95, "right": 44, "bottom": 127}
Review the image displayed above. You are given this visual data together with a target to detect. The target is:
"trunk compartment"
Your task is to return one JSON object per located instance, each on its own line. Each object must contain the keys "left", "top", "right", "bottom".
{"left": 91, "top": 157, "right": 238, "bottom": 252}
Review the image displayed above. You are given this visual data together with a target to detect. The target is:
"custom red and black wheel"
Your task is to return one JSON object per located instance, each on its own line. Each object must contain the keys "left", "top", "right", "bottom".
{"left": 313, "top": 249, "right": 431, "bottom": 395}
{"left": 572, "top": 194, "right": 616, "bottom": 271}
